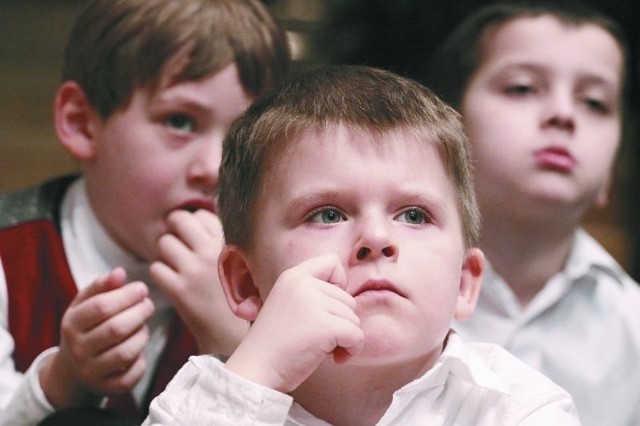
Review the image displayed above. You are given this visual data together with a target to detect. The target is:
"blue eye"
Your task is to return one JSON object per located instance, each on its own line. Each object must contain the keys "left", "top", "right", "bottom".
{"left": 309, "top": 208, "right": 344, "bottom": 224}
{"left": 166, "top": 114, "right": 195, "bottom": 133}
{"left": 396, "top": 208, "right": 428, "bottom": 225}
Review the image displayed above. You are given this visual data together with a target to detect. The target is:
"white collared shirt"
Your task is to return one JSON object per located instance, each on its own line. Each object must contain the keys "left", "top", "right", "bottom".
{"left": 0, "top": 178, "right": 172, "bottom": 426}
{"left": 453, "top": 229, "right": 640, "bottom": 426}
{"left": 142, "top": 333, "right": 579, "bottom": 426}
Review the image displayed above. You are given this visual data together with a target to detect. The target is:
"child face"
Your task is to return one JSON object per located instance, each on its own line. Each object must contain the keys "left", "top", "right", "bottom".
{"left": 461, "top": 16, "right": 623, "bottom": 220}
{"left": 87, "top": 63, "right": 253, "bottom": 261}
{"left": 246, "top": 125, "right": 481, "bottom": 365}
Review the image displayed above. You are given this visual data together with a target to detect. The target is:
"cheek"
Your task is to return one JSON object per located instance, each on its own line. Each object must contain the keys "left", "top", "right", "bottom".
{"left": 464, "top": 112, "right": 502, "bottom": 156}
{"left": 582, "top": 143, "right": 618, "bottom": 185}
{"left": 286, "top": 230, "right": 349, "bottom": 259}
{"left": 463, "top": 89, "right": 532, "bottom": 143}
{"left": 412, "top": 276, "right": 461, "bottom": 340}
{"left": 585, "top": 124, "right": 620, "bottom": 159}
{"left": 408, "top": 243, "right": 463, "bottom": 293}
{"left": 465, "top": 107, "right": 519, "bottom": 145}
{"left": 281, "top": 240, "right": 342, "bottom": 273}
{"left": 124, "top": 166, "right": 176, "bottom": 207}
{"left": 574, "top": 119, "right": 620, "bottom": 179}
{"left": 253, "top": 238, "right": 297, "bottom": 281}
{"left": 465, "top": 114, "right": 529, "bottom": 177}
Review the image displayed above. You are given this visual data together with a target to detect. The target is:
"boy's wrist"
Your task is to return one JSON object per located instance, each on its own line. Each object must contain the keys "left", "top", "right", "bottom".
{"left": 194, "top": 320, "right": 249, "bottom": 357}
{"left": 39, "top": 349, "right": 102, "bottom": 409}
{"left": 224, "top": 341, "right": 289, "bottom": 393}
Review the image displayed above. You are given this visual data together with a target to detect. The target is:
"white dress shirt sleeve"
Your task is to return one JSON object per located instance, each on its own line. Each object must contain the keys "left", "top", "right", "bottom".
{"left": 143, "top": 355, "right": 293, "bottom": 426}
{"left": 0, "top": 257, "right": 56, "bottom": 426}
{"left": 0, "top": 350, "right": 58, "bottom": 426}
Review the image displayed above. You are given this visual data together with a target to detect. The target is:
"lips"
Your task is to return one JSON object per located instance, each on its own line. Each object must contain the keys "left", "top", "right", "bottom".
{"left": 534, "top": 146, "right": 576, "bottom": 173}
{"left": 177, "top": 199, "right": 216, "bottom": 214}
{"left": 351, "top": 279, "right": 405, "bottom": 298}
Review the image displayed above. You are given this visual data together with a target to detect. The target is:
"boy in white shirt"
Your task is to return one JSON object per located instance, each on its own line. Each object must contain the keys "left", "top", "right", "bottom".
{"left": 425, "top": 2, "right": 640, "bottom": 424}
{"left": 144, "top": 65, "right": 579, "bottom": 425}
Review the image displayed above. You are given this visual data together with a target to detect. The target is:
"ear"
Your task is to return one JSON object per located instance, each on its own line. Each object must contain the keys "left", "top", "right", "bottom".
{"left": 218, "top": 245, "right": 263, "bottom": 321}
{"left": 454, "top": 247, "right": 485, "bottom": 321}
{"left": 54, "top": 81, "right": 101, "bottom": 161}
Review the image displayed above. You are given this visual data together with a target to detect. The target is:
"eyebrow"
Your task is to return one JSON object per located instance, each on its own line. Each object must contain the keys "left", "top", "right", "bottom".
{"left": 285, "top": 186, "right": 453, "bottom": 220}
{"left": 286, "top": 190, "right": 344, "bottom": 212}
{"left": 151, "top": 91, "right": 214, "bottom": 112}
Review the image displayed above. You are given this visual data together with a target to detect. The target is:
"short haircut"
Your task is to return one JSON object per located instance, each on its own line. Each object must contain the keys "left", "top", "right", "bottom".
{"left": 219, "top": 65, "right": 480, "bottom": 250}
{"left": 63, "top": 0, "right": 291, "bottom": 118}
{"left": 425, "top": 0, "right": 629, "bottom": 111}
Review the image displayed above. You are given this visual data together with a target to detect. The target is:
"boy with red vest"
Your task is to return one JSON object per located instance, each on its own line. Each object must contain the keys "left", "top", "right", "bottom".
{"left": 0, "top": 0, "right": 289, "bottom": 424}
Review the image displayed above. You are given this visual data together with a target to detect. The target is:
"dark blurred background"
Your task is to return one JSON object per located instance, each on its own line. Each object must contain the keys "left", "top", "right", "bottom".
{"left": 2, "top": 0, "right": 638, "bottom": 279}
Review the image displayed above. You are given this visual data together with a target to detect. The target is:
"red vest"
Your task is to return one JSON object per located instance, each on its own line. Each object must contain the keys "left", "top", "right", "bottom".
{"left": 0, "top": 177, "right": 198, "bottom": 421}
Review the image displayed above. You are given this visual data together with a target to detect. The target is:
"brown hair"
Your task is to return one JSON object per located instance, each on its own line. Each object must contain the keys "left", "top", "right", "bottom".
{"left": 219, "top": 65, "right": 480, "bottom": 250}
{"left": 63, "top": 0, "right": 290, "bottom": 118}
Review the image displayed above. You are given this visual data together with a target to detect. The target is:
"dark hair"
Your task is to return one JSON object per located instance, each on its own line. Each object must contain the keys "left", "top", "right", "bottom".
{"left": 219, "top": 65, "right": 480, "bottom": 249}
{"left": 63, "top": 0, "right": 290, "bottom": 118}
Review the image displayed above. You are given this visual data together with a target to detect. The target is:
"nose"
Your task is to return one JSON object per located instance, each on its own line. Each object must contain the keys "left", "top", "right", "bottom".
{"left": 350, "top": 214, "right": 398, "bottom": 263}
{"left": 188, "top": 138, "right": 222, "bottom": 189}
{"left": 541, "top": 89, "right": 576, "bottom": 133}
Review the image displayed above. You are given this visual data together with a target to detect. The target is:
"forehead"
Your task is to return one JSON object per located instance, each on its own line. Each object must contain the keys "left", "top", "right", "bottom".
{"left": 273, "top": 123, "right": 440, "bottom": 167}
{"left": 263, "top": 124, "right": 454, "bottom": 193}
{"left": 142, "top": 62, "right": 251, "bottom": 113}
{"left": 478, "top": 15, "right": 623, "bottom": 86}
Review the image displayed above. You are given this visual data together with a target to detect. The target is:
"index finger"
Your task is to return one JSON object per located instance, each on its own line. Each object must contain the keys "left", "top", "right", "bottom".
{"left": 71, "top": 267, "right": 127, "bottom": 307}
{"left": 69, "top": 282, "right": 150, "bottom": 332}
{"left": 193, "top": 209, "right": 223, "bottom": 238}
{"left": 164, "top": 210, "right": 223, "bottom": 252}
{"left": 298, "top": 253, "right": 347, "bottom": 290}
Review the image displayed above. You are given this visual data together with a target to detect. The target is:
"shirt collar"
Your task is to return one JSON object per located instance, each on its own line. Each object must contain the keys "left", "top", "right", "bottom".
{"left": 482, "top": 228, "right": 627, "bottom": 296}
{"left": 60, "top": 178, "right": 149, "bottom": 289}
{"left": 564, "top": 228, "right": 626, "bottom": 286}
{"left": 399, "top": 331, "right": 511, "bottom": 396}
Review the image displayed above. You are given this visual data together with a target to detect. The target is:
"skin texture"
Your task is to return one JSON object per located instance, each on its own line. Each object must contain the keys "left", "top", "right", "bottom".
{"left": 40, "top": 63, "right": 252, "bottom": 408}
{"left": 220, "top": 125, "right": 484, "bottom": 425}
{"left": 461, "top": 16, "right": 624, "bottom": 304}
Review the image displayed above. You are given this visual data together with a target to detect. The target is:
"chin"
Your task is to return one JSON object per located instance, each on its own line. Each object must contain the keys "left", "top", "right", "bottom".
{"left": 353, "top": 333, "right": 408, "bottom": 365}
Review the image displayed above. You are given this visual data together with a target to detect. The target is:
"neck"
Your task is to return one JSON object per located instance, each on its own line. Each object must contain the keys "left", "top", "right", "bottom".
{"left": 480, "top": 214, "right": 576, "bottom": 306}
{"left": 291, "top": 355, "right": 432, "bottom": 426}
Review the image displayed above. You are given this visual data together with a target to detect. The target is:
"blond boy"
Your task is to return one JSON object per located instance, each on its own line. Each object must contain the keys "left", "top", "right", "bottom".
{"left": 145, "top": 66, "right": 579, "bottom": 425}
